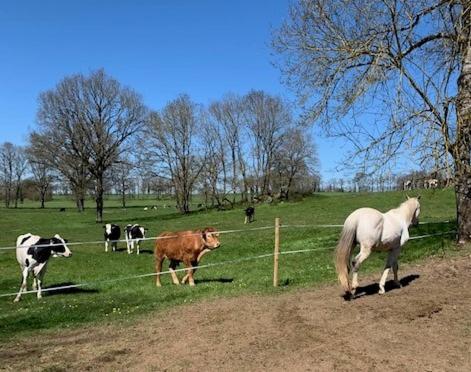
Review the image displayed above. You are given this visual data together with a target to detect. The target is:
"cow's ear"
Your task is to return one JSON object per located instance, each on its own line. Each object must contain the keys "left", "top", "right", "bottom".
{"left": 201, "top": 230, "right": 207, "bottom": 241}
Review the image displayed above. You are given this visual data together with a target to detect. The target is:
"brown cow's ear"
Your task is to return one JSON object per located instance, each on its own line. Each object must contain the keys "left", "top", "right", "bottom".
{"left": 201, "top": 230, "right": 207, "bottom": 241}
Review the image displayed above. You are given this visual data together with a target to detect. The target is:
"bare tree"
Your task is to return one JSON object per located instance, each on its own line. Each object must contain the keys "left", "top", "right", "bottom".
{"left": 30, "top": 131, "right": 90, "bottom": 212}
{"left": 144, "top": 95, "right": 204, "bottom": 213}
{"left": 274, "top": 0, "right": 471, "bottom": 243}
{"left": 201, "top": 114, "right": 227, "bottom": 207}
{"left": 0, "top": 142, "right": 15, "bottom": 208}
{"left": 26, "top": 146, "right": 54, "bottom": 208}
{"left": 273, "top": 128, "right": 319, "bottom": 199}
{"left": 209, "top": 94, "right": 248, "bottom": 202}
{"left": 35, "top": 69, "right": 147, "bottom": 222}
{"left": 0, "top": 143, "right": 27, "bottom": 208}
{"left": 110, "top": 156, "right": 135, "bottom": 208}
{"left": 12, "top": 146, "right": 28, "bottom": 208}
{"left": 244, "top": 91, "right": 291, "bottom": 196}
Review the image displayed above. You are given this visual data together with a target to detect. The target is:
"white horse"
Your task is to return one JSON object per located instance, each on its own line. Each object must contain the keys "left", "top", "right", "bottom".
{"left": 335, "top": 196, "right": 421, "bottom": 297}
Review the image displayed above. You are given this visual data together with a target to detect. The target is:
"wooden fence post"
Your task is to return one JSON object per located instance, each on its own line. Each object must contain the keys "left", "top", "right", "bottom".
{"left": 273, "top": 217, "right": 280, "bottom": 287}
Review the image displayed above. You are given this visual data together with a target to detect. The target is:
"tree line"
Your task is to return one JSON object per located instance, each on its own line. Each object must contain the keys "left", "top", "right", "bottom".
{"left": 0, "top": 70, "right": 319, "bottom": 222}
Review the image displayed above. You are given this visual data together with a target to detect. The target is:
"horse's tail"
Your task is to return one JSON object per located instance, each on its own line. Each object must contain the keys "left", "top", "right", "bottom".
{"left": 335, "top": 216, "right": 357, "bottom": 294}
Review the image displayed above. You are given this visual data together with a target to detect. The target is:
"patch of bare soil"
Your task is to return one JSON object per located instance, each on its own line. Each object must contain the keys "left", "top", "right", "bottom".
{"left": 2, "top": 253, "right": 471, "bottom": 371}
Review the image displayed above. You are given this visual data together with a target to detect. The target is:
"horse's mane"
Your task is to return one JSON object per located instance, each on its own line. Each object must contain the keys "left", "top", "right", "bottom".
{"left": 396, "top": 198, "right": 419, "bottom": 221}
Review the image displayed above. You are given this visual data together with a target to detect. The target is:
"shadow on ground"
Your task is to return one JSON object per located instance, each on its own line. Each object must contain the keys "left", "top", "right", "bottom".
{"left": 195, "top": 278, "right": 234, "bottom": 284}
{"left": 343, "top": 274, "right": 420, "bottom": 300}
{"left": 45, "top": 282, "right": 99, "bottom": 296}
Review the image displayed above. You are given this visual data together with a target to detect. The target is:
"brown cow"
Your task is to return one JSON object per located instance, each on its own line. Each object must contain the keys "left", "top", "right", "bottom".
{"left": 154, "top": 227, "right": 220, "bottom": 287}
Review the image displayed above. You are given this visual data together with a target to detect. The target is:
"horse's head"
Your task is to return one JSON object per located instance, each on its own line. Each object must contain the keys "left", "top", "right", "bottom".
{"left": 406, "top": 195, "right": 421, "bottom": 227}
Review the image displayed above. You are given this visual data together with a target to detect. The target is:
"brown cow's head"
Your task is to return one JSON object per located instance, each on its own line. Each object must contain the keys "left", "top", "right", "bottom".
{"left": 202, "top": 227, "right": 220, "bottom": 249}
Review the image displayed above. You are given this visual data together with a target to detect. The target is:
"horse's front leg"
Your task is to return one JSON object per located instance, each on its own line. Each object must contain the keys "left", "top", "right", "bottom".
{"left": 379, "top": 248, "right": 401, "bottom": 294}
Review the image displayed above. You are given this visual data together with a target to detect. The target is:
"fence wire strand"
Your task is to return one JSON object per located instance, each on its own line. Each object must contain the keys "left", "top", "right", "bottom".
{"left": 0, "top": 220, "right": 453, "bottom": 251}
{"left": 0, "top": 228, "right": 456, "bottom": 299}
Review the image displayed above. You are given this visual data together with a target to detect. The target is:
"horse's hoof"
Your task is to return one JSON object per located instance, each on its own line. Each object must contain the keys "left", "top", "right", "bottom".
{"left": 378, "top": 288, "right": 385, "bottom": 295}
{"left": 343, "top": 291, "right": 354, "bottom": 301}
{"left": 394, "top": 280, "right": 401, "bottom": 288}
{"left": 13, "top": 298, "right": 20, "bottom": 303}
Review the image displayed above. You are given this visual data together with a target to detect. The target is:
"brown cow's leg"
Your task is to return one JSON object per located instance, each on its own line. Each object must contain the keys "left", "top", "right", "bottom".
{"left": 155, "top": 255, "right": 164, "bottom": 287}
{"left": 182, "top": 260, "right": 199, "bottom": 284}
{"left": 169, "top": 260, "right": 180, "bottom": 285}
{"left": 183, "top": 259, "right": 195, "bottom": 286}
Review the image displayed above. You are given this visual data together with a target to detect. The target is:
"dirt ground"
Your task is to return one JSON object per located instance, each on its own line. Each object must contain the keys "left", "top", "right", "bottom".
{"left": 1, "top": 253, "right": 471, "bottom": 372}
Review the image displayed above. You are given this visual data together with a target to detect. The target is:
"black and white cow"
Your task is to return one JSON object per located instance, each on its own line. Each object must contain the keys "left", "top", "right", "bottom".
{"left": 244, "top": 207, "right": 255, "bottom": 224}
{"left": 14, "top": 233, "right": 72, "bottom": 302}
{"left": 103, "top": 223, "right": 121, "bottom": 252}
{"left": 125, "top": 224, "right": 146, "bottom": 254}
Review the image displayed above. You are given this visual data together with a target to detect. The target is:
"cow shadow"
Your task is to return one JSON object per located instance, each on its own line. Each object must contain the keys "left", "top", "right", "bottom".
{"left": 108, "top": 248, "right": 154, "bottom": 254}
{"left": 44, "top": 282, "right": 99, "bottom": 296}
{"left": 195, "top": 277, "right": 234, "bottom": 284}
{"left": 343, "top": 274, "right": 420, "bottom": 301}
{"left": 137, "top": 249, "right": 154, "bottom": 254}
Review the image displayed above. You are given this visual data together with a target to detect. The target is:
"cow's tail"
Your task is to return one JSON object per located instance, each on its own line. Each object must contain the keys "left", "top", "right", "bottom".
{"left": 335, "top": 215, "right": 357, "bottom": 294}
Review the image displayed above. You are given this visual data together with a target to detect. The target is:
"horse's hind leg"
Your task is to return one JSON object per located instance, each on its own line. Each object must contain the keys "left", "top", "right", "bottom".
{"left": 393, "top": 261, "right": 401, "bottom": 287}
{"left": 379, "top": 248, "right": 400, "bottom": 294}
{"left": 351, "top": 245, "right": 371, "bottom": 295}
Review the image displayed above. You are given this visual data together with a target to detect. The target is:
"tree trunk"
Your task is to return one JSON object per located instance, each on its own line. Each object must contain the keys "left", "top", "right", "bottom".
{"left": 454, "top": 169, "right": 471, "bottom": 244}
{"left": 454, "top": 2, "right": 471, "bottom": 244}
{"left": 14, "top": 177, "right": 22, "bottom": 208}
{"left": 74, "top": 196, "right": 84, "bottom": 212}
{"left": 230, "top": 148, "right": 236, "bottom": 204}
{"left": 95, "top": 174, "right": 104, "bottom": 223}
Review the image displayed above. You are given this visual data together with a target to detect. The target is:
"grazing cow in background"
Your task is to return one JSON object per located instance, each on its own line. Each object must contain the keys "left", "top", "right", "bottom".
{"left": 244, "top": 207, "right": 255, "bottom": 224}
{"left": 403, "top": 180, "right": 412, "bottom": 190}
{"left": 59, "top": 208, "right": 66, "bottom": 212}
{"left": 14, "top": 233, "right": 72, "bottom": 302}
{"left": 425, "top": 178, "right": 439, "bottom": 189}
{"left": 125, "top": 224, "right": 146, "bottom": 254}
{"left": 154, "top": 227, "right": 221, "bottom": 287}
{"left": 103, "top": 224, "right": 121, "bottom": 252}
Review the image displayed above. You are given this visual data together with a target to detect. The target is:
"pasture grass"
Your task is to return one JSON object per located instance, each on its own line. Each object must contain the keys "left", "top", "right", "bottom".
{"left": 0, "top": 189, "right": 459, "bottom": 341}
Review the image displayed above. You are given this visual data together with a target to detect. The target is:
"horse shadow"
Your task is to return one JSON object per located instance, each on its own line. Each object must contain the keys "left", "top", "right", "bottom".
{"left": 44, "top": 282, "right": 99, "bottom": 296}
{"left": 344, "top": 274, "right": 420, "bottom": 301}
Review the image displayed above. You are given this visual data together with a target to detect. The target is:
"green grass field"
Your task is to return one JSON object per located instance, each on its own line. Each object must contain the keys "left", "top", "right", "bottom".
{"left": 0, "top": 189, "right": 459, "bottom": 341}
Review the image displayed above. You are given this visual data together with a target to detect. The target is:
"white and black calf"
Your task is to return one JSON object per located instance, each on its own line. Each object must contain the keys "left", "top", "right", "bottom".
{"left": 244, "top": 207, "right": 255, "bottom": 224}
{"left": 125, "top": 224, "right": 146, "bottom": 254}
{"left": 104, "top": 223, "right": 121, "bottom": 252}
{"left": 14, "top": 233, "right": 72, "bottom": 302}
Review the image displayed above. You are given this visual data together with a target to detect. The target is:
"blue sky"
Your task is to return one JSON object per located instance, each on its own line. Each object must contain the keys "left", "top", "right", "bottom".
{"left": 0, "top": 0, "right": 354, "bottom": 180}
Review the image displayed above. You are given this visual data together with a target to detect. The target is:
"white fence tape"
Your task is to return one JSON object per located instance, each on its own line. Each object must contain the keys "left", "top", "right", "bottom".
{"left": 0, "top": 226, "right": 274, "bottom": 251}
{"left": 0, "top": 221, "right": 454, "bottom": 252}
{"left": 0, "top": 230, "right": 456, "bottom": 299}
